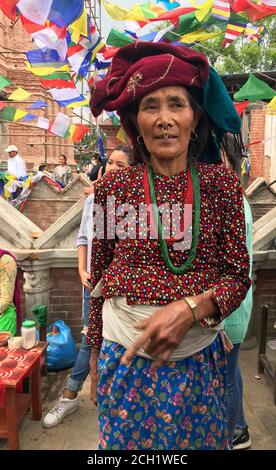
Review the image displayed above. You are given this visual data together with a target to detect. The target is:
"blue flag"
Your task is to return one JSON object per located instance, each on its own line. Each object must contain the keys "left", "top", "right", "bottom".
{"left": 48, "top": 0, "right": 84, "bottom": 28}
{"left": 28, "top": 100, "right": 47, "bottom": 109}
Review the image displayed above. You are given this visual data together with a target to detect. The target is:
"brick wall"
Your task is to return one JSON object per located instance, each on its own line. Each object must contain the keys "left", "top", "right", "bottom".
{"left": 19, "top": 267, "right": 83, "bottom": 341}
{"left": 23, "top": 200, "right": 74, "bottom": 231}
{"left": 0, "top": 12, "right": 74, "bottom": 166}
{"left": 252, "top": 269, "right": 276, "bottom": 339}
{"left": 251, "top": 203, "right": 276, "bottom": 222}
{"left": 49, "top": 268, "right": 83, "bottom": 341}
{"left": 249, "top": 107, "right": 266, "bottom": 179}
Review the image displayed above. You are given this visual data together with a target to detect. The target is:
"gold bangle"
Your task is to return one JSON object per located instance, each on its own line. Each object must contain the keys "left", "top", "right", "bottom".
{"left": 183, "top": 297, "right": 199, "bottom": 326}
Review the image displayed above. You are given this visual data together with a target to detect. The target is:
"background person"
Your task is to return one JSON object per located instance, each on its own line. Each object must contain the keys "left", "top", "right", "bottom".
{"left": 42, "top": 145, "right": 134, "bottom": 428}
{"left": 0, "top": 248, "right": 22, "bottom": 336}
{"left": 5, "top": 145, "right": 27, "bottom": 179}
{"left": 53, "top": 154, "right": 72, "bottom": 187}
{"left": 87, "top": 42, "right": 250, "bottom": 450}
{"left": 222, "top": 135, "right": 253, "bottom": 450}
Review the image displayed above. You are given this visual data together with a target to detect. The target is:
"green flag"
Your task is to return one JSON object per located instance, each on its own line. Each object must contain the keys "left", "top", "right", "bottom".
{"left": 107, "top": 29, "right": 135, "bottom": 47}
{"left": 0, "top": 75, "right": 11, "bottom": 91}
{"left": 0, "top": 106, "right": 16, "bottom": 121}
{"left": 234, "top": 73, "right": 276, "bottom": 102}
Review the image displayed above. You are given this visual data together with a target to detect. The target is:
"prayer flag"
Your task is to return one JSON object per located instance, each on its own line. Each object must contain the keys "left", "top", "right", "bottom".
{"left": 234, "top": 74, "right": 276, "bottom": 102}
{"left": 102, "top": 0, "right": 128, "bottom": 20}
{"left": 28, "top": 100, "right": 47, "bottom": 109}
{"left": 0, "top": 75, "right": 11, "bottom": 91}
{"left": 26, "top": 48, "right": 68, "bottom": 68}
{"left": 69, "top": 123, "right": 90, "bottom": 142}
{"left": 48, "top": 0, "right": 83, "bottom": 28}
{"left": 37, "top": 117, "right": 50, "bottom": 129}
{"left": 8, "top": 87, "right": 32, "bottom": 101}
{"left": 0, "top": 106, "right": 16, "bottom": 121}
{"left": 0, "top": 0, "right": 19, "bottom": 20}
{"left": 17, "top": 0, "right": 53, "bottom": 25}
{"left": 267, "top": 96, "right": 276, "bottom": 115}
{"left": 116, "top": 126, "right": 127, "bottom": 143}
{"left": 50, "top": 112, "right": 70, "bottom": 137}
{"left": 14, "top": 109, "right": 28, "bottom": 121}
{"left": 234, "top": 101, "right": 250, "bottom": 115}
{"left": 49, "top": 87, "right": 82, "bottom": 102}
{"left": 25, "top": 62, "right": 70, "bottom": 76}
{"left": 106, "top": 29, "right": 135, "bottom": 47}
{"left": 22, "top": 113, "right": 37, "bottom": 121}
{"left": 70, "top": 9, "right": 88, "bottom": 43}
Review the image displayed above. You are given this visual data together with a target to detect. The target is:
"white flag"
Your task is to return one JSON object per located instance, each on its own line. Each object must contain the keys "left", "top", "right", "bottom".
{"left": 50, "top": 112, "right": 70, "bottom": 137}
{"left": 37, "top": 117, "right": 50, "bottom": 130}
{"left": 17, "top": 0, "right": 53, "bottom": 26}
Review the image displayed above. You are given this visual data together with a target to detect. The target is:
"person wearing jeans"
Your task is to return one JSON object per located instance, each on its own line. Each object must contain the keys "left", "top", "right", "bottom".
{"left": 42, "top": 146, "right": 134, "bottom": 428}
{"left": 222, "top": 135, "right": 253, "bottom": 449}
{"left": 42, "top": 194, "right": 94, "bottom": 428}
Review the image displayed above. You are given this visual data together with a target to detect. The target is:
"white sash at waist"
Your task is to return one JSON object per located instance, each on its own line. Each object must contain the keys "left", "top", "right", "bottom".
{"left": 102, "top": 297, "right": 220, "bottom": 362}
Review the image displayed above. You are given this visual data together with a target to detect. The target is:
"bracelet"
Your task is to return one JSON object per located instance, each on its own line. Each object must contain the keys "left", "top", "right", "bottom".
{"left": 183, "top": 297, "right": 199, "bottom": 326}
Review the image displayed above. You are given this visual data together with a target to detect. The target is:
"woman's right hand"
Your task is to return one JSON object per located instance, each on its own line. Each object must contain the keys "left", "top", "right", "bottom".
{"left": 90, "top": 349, "right": 99, "bottom": 406}
{"left": 79, "top": 270, "right": 92, "bottom": 289}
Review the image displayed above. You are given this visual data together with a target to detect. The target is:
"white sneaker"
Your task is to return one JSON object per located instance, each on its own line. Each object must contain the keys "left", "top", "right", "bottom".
{"left": 42, "top": 396, "right": 79, "bottom": 428}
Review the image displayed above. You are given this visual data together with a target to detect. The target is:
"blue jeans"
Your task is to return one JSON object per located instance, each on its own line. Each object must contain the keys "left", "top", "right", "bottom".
{"left": 66, "top": 288, "right": 91, "bottom": 393}
{"left": 226, "top": 343, "right": 247, "bottom": 446}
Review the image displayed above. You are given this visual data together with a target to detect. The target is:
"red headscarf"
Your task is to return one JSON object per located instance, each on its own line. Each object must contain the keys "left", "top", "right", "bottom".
{"left": 90, "top": 42, "right": 209, "bottom": 117}
{"left": 0, "top": 249, "right": 22, "bottom": 331}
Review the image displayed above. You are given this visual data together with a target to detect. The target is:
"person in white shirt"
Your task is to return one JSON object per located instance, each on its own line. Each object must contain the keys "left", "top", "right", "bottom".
{"left": 5, "top": 145, "right": 27, "bottom": 179}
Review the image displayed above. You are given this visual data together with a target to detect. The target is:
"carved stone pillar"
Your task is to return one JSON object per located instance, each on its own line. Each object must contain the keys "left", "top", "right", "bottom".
{"left": 21, "top": 260, "right": 51, "bottom": 317}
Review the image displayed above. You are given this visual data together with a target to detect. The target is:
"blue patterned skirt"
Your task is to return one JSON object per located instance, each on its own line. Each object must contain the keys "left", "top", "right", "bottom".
{"left": 98, "top": 335, "right": 228, "bottom": 450}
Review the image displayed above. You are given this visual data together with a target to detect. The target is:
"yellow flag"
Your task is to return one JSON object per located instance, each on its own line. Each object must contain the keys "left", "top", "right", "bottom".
{"left": 14, "top": 109, "right": 28, "bottom": 121}
{"left": 195, "top": 0, "right": 212, "bottom": 22}
{"left": 103, "top": 0, "right": 128, "bottom": 20}
{"left": 8, "top": 87, "right": 32, "bottom": 101}
{"left": 69, "top": 124, "right": 76, "bottom": 140}
{"left": 91, "top": 41, "right": 105, "bottom": 61}
{"left": 179, "top": 29, "right": 222, "bottom": 44}
{"left": 126, "top": 5, "right": 146, "bottom": 21}
{"left": 66, "top": 100, "right": 89, "bottom": 108}
{"left": 267, "top": 96, "right": 276, "bottom": 115}
{"left": 116, "top": 126, "right": 127, "bottom": 143}
{"left": 25, "top": 62, "right": 70, "bottom": 76}
{"left": 70, "top": 9, "right": 87, "bottom": 44}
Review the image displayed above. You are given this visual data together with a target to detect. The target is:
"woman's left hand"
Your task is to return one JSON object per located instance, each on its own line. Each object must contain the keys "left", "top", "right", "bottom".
{"left": 120, "top": 300, "right": 194, "bottom": 367}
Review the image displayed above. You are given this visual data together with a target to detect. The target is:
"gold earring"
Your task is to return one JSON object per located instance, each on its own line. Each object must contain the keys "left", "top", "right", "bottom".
{"left": 190, "top": 130, "right": 198, "bottom": 141}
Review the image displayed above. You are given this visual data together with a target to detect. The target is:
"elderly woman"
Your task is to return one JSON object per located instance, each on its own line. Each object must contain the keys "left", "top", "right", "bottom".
{"left": 87, "top": 42, "right": 250, "bottom": 450}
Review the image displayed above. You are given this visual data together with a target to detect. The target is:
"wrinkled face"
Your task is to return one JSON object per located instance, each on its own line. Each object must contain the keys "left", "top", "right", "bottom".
{"left": 136, "top": 86, "right": 197, "bottom": 163}
{"left": 59, "top": 156, "right": 66, "bottom": 165}
{"left": 105, "top": 150, "right": 130, "bottom": 173}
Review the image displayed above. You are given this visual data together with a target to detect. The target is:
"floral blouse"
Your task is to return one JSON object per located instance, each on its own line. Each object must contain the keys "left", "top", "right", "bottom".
{"left": 0, "top": 254, "right": 17, "bottom": 315}
{"left": 87, "top": 163, "right": 251, "bottom": 349}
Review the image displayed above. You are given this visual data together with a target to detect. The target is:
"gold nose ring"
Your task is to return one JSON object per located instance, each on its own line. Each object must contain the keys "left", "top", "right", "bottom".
{"left": 162, "top": 126, "right": 170, "bottom": 140}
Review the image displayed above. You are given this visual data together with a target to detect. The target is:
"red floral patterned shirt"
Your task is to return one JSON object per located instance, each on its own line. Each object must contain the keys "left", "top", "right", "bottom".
{"left": 87, "top": 163, "right": 251, "bottom": 349}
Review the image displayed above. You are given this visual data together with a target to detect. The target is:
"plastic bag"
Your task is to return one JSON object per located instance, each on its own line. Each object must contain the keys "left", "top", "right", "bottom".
{"left": 46, "top": 320, "right": 78, "bottom": 371}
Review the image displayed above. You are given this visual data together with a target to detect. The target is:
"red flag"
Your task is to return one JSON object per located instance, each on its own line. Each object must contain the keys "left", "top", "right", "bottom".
{"left": 234, "top": 101, "right": 250, "bottom": 115}
{"left": 231, "top": 0, "right": 276, "bottom": 21}
{"left": 0, "top": 0, "right": 19, "bottom": 20}
{"left": 150, "top": 7, "right": 195, "bottom": 22}
{"left": 71, "top": 124, "right": 90, "bottom": 142}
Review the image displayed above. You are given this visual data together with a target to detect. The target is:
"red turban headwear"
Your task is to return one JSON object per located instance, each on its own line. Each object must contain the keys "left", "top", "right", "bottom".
{"left": 90, "top": 42, "right": 241, "bottom": 163}
{"left": 90, "top": 42, "right": 209, "bottom": 117}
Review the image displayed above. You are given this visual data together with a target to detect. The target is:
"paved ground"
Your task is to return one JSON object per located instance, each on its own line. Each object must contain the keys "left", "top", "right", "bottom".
{"left": 1, "top": 345, "right": 276, "bottom": 450}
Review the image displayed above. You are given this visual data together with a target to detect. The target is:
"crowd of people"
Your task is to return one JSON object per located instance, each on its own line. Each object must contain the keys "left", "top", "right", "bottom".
{"left": 0, "top": 41, "right": 255, "bottom": 451}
